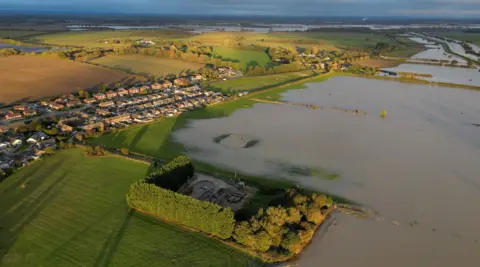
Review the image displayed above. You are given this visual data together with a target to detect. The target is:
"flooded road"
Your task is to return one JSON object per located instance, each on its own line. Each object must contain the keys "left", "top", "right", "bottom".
{"left": 383, "top": 64, "right": 480, "bottom": 86}
{"left": 174, "top": 76, "right": 480, "bottom": 266}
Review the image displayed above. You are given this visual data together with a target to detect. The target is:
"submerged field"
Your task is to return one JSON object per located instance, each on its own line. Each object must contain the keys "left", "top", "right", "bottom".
{"left": 0, "top": 56, "right": 144, "bottom": 104}
{"left": 209, "top": 70, "right": 315, "bottom": 92}
{"left": 0, "top": 149, "right": 259, "bottom": 267}
{"left": 90, "top": 55, "right": 204, "bottom": 77}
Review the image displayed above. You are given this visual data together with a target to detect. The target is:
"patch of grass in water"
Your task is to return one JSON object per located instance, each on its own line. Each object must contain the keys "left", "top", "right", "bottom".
{"left": 213, "top": 134, "right": 231, "bottom": 143}
{"left": 244, "top": 140, "right": 260, "bottom": 148}
{"left": 287, "top": 166, "right": 340, "bottom": 181}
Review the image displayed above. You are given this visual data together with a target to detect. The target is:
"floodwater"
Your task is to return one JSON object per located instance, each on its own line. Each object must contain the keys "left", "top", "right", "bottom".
{"left": 174, "top": 76, "right": 480, "bottom": 266}
{"left": 408, "top": 44, "right": 467, "bottom": 64}
{"left": 0, "top": 43, "right": 49, "bottom": 53}
{"left": 383, "top": 64, "right": 480, "bottom": 86}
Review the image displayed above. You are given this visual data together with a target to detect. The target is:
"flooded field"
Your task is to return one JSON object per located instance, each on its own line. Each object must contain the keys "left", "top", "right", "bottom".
{"left": 408, "top": 44, "right": 466, "bottom": 64}
{"left": 383, "top": 64, "right": 480, "bottom": 86}
{"left": 0, "top": 43, "right": 49, "bottom": 53}
{"left": 174, "top": 76, "right": 480, "bottom": 266}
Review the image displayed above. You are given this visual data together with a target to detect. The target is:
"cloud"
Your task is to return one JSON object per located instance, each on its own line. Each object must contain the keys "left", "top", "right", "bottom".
{"left": 0, "top": 0, "right": 479, "bottom": 16}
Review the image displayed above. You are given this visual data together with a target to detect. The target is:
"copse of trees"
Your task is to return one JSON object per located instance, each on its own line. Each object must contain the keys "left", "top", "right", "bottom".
{"left": 233, "top": 188, "right": 333, "bottom": 257}
{"left": 145, "top": 155, "right": 194, "bottom": 191}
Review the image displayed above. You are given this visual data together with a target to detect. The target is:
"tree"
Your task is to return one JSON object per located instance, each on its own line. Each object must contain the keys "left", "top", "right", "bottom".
{"left": 253, "top": 231, "right": 273, "bottom": 252}
{"left": 451, "top": 60, "right": 458, "bottom": 66}
{"left": 120, "top": 147, "right": 129, "bottom": 155}
{"left": 467, "top": 59, "right": 474, "bottom": 68}
{"left": 281, "top": 232, "right": 303, "bottom": 255}
{"left": 44, "top": 147, "right": 55, "bottom": 155}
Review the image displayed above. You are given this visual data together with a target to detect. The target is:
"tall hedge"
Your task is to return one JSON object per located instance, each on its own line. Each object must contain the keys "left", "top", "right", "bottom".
{"left": 146, "top": 156, "right": 194, "bottom": 191}
{"left": 127, "top": 181, "right": 235, "bottom": 239}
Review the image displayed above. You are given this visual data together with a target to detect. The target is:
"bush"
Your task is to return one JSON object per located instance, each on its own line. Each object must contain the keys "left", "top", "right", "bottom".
{"left": 120, "top": 147, "right": 129, "bottom": 155}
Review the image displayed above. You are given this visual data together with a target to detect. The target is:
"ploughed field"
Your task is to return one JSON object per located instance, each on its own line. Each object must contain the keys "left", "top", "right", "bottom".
{"left": 90, "top": 55, "right": 204, "bottom": 77}
{"left": 0, "top": 56, "right": 144, "bottom": 104}
{"left": 0, "top": 149, "right": 259, "bottom": 267}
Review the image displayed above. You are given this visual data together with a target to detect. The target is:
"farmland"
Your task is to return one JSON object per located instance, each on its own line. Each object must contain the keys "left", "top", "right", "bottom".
{"left": 213, "top": 47, "right": 272, "bottom": 70}
{"left": 22, "top": 30, "right": 193, "bottom": 47}
{"left": 0, "top": 149, "right": 259, "bottom": 267}
{"left": 0, "top": 56, "right": 144, "bottom": 104}
{"left": 90, "top": 55, "right": 204, "bottom": 77}
{"left": 0, "top": 30, "right": 49, "bottom": 38}
{"left": 209, "top": 70, "right": 315, "bottom": 92}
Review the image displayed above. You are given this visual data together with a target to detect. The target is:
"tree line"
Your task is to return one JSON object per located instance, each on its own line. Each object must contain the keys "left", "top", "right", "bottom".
{"left": 146, "top": 156, "right": 193, "bottom": 191}
{"left": 127, "top": 156, "right": 235, "bottom": 239}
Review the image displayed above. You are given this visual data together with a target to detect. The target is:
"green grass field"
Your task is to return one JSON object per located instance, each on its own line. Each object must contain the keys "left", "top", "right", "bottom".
{"left": 212, "top": 47, "right": 272, "bottom": 69}
{"left": 0, "top": 149, "right": 259, "bottom": 267}
{"left": 90, "top": 55, "right": 203, "bottom": 77}
{"left": 437, "top": 32, "right": 480, "bottom": 45}
{"left": 22, "top": 30, "right": 193, "bottom": 47}
{"left": 210, "top": 70, "right": 315, "bottom": 92}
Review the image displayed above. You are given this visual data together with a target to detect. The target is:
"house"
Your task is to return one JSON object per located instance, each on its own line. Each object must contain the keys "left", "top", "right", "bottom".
{"left": 99, "top": 101, "right": 115, "bottom": 108}
{"left": 67, "top": 99, "right": 82, "bottom": 108}
{"left": 0, "top": 126, "right": 8, "bottom": 134}
{"left": 11, "top": 139, "right": 22, "bottom": 146}
{"left": 117, "top": 88, "right": 129, "bottom": 96}
{"left": 162, "top": 81, "right": 173, "bottom": 88}
{"left": 4, "top": 112, "right": 23, "bottom": 120}
{"left": 128, "top": 88, "right": 140, "bottom": 95}
{"left": 41, "top": 100, "right": 52, "bottom": 106}
{"left": 151, "top": 83, "right": 162, "bottom": 90}
{"left": 83, "top": 97, "right": 97, "bottom": 104}
{"left": 49, "top": 103, "right": 65, "bottom": 110}
{"left": 27, "top": 132, "right": 48, "bottom": 144}
{"left": 105, "top": 114, "right": 131, "bottom": 124}
{"left": 39, "top": 139, "right": 56, "bottom": 148}
{"left": 13, "top": 105, "right": 27, "bottom": 111}
{"left": 23, "top": 109, "right": 38, "bottom": 117}
{"left": 0, "top": 142, "right": 10, "bottom": 150}
{"left": 174, "top": 77, "right": 190, "bottom": 87}
{"left": 106, "top": 91, "right": 118, "bottom": 99}
{"left": 96, "top": 109, "right": 111, "bottom": 116}
{"left": 93, "top": 93, "right": 106, "bottom": 100}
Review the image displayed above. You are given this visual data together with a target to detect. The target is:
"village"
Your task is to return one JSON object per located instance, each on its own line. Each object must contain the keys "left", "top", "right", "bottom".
{"left": 0, "top": 74, "right": 230, "bottom": 179}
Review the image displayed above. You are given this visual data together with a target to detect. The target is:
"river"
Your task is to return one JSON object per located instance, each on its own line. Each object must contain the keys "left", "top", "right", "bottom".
{"left": 173, "top": 76, "right": 480, "bottom": 266}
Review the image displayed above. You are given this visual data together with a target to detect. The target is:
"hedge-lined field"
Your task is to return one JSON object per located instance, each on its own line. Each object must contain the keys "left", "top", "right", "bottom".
{"left": 0, "top": 149, "right": 259, "bottom": 267}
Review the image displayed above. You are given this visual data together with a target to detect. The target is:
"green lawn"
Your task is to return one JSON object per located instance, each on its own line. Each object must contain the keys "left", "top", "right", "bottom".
{"left": 209, "top": 71, "right": 315, "bottom": 92}
{"left": 213, "top": 47, "right": 271, "bottom": 70}
{"left": 90, "top": 55, "right": 203, "bottom": 77}
{"left": 0, "top": 149, "right": 259, "bottom": 267}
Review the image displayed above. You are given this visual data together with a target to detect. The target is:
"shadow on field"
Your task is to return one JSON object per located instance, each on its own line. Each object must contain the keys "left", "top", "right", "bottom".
{"left": 93, "top": 209, "right": 134, "bottom": 267}
{"left": 0, "top": 158, "right": 70, "bottom": 264}
{"left": 129, "top": 125, "right": 149, "bottom": 150}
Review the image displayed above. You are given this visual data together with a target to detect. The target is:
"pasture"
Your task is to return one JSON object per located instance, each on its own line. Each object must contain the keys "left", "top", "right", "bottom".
{"left": 213, "top": 47, "right": 272, "bottom": 70}
{"left": 90, "top": 55, "right": 203, "bottom": 77}
{"left": 0, "top": 56, "right": 143, "bottom": 104}
{"left": 0, "top": 149, "right": 259, "bottom": 267}
{"left": 210, "top": 70, "right": 315, "bottom": 92}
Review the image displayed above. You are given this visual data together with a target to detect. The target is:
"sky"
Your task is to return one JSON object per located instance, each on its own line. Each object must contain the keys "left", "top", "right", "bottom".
{"left": 1, "top": 0, "right": 480, "bottom": 17}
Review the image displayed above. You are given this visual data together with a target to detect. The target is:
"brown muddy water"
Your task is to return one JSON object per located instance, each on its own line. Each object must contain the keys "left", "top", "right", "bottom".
{"left": 174, "top": 76, "right": 480, "bottom": 266}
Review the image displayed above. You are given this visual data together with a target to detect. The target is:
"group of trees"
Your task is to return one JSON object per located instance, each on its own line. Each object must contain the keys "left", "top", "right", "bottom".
{"left": 233, "top": 188, "right": 333, "bottom": 257}
{"left": 0, "top": 48, "right": 22, "bottom": 57}
{"left": 84, "top": 145, "right": 106, "bottom": 156}
{"left": 127, "top": 156, "right": 235, "bottom": 239}
{"left": 346, "top": 65, "right": 378, "bottom": 76}
{"left": 146, "top": 156, "right": 194, "bottom": 191}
